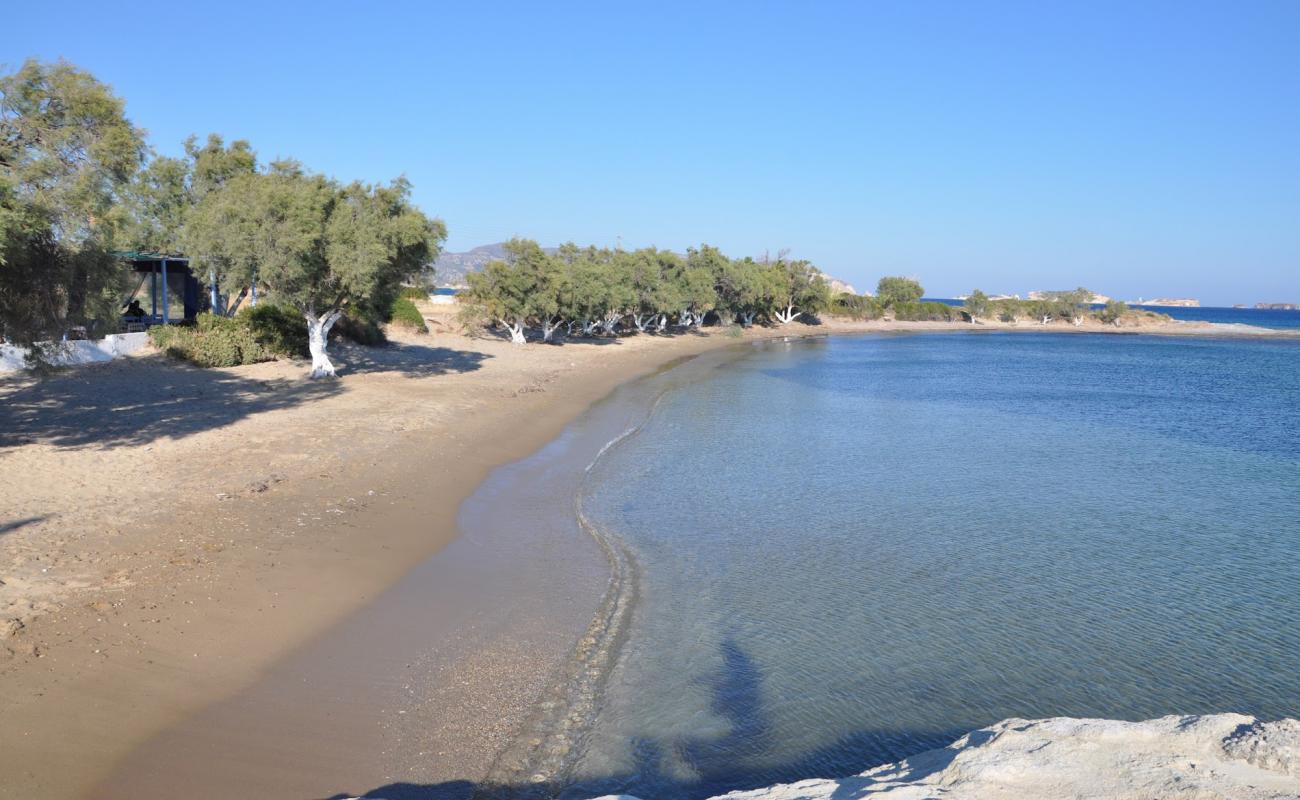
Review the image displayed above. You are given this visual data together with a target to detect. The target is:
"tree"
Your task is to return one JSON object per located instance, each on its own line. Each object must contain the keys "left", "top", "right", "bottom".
{"left": 876, "top": 276, "right": 924, "bottom": 307}
{"left": 1098, "top": 299, "right": 1128, "bottom": 326}
{"left": 669, "top": 255, "right": 716, "bottom": 327}
{"left": 1, "top": 59, "right": 146, "bottom": 348}
{"left": 723, "top": 257, "right": 769, "bottom": 326}
{"left": 624, "top": 248, "right": 672, "bottom": 331}
{"left": 964, "top": 289, "right": 990, "bottom": 321}
{"left": 765, "top": 257, "right": 829, "bottom": 324}
{"left": 129, "top": 135, "right": 259, "bottom": 315}
{"left": 186, "top": 164, "right": 444, "bottom": 376}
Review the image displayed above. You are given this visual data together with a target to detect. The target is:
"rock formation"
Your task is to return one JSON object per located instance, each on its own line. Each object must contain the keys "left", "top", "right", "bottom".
{"left": 597, "top": 714, "right": 1300, "bottom": 800}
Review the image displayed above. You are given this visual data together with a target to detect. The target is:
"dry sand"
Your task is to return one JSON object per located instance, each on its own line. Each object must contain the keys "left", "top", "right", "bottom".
{"left": 1, "top": 308, "right": 1292, "bottom": 799}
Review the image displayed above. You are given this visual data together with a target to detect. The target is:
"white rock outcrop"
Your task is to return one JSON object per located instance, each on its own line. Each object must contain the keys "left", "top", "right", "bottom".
{"left": 600, "top": 714, "right": 1300, "bottom": 800}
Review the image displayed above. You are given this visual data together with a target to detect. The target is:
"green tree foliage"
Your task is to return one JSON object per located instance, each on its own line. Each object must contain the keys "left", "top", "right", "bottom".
{"left": 1098, "top": 299, "right": 1128, "bottom": 325}
{"left": 459, "top": 240, "right": 833, "bottom": 343}
{"left": 875, "top": 276, "right": 925, "bottom": 306}
{"left": 764, "top": 256, "right": 830, "bottom": 324}
{"left": 129, "top": 134, "right": 257, "bottom": 256}
{"left": 0, "top": 59, "right": 146, "bottom": 348}
{"left": 185, "top": 163, "right": 445, "bottom": 376}
{"left": 964, "top": 289, "right": 990, "bottom": 321}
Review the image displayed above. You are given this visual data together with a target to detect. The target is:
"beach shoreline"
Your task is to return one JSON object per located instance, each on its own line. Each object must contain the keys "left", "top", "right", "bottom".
{"left": 2, "top": 312, "right": 1296, "bottom": 799}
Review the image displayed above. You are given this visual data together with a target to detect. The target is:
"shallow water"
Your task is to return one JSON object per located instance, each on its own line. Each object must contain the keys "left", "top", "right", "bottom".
{"left": 565, "top": 332, "right": 1300, "bottom": 799}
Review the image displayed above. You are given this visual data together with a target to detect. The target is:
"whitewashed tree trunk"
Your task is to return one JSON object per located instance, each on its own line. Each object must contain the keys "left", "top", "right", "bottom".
{"left": 541, "top": 317, "right": 563, "bottom": 342}
{"left": 601, "top": 312, "right": 623, "bottom": 334}
{"left": 306, "top": 308, "right": 344, "bottom": 379}
{"left": 499, "top": 318, "right": 526, "bottom": 345}
{"left": 740, "top": 311, "right": 756, "bottom": 327}
{"left": 679, "top": 308, "right": 694, "bottom": 328}
{"left": 581, "top": 318, "right": 599, "bottom": 336}
{"left": 633, "top": 313, "right": 652, "bottom": 332}
{"left": 773, "top": 304, "right": 801, "bottom": 324}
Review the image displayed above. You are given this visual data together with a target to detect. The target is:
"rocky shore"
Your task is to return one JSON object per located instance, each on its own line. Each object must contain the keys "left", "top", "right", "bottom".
{"left": 593, "top": 714, "right": 1300, "bottom": 800}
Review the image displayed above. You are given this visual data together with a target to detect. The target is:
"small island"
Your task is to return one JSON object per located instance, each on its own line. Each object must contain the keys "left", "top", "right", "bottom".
{"left": 1138, "top": 298, "right": 1201, "bottom": 307}
{"left": 1256, "top": 302, "right": 1300, "bottom": 310}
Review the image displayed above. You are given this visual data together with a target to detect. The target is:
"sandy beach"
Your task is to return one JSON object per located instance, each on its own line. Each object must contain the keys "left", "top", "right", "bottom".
{"left": 1, "top": 308, "right": 1295, "bottom": 800}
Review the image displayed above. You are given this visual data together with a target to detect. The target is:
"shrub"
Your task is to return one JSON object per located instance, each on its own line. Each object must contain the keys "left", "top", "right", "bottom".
{"left": 831, "top": 292, "right": 885, "bottom": 320}
{"left": 149, "top": 314, "right": 270, "bottom": 368}
{"left": 387, "top": 296, "right": 429, "bottom": 332}
{"left": 332, "top": 306, "right": 388, "bottom": 346}
{"left": 891, "top": 301, "right": 956, "bottom": 321}
{"left": 240, "top": 304, "right": 309, "bottom": 357}
{"left": 399, "top": 286, "right": 430, "bottom": 300}
{"left": 1097, "top": 299, "right": 1129, "bottom": 325}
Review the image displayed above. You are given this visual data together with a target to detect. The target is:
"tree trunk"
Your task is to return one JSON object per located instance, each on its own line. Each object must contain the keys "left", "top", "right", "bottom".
{"left": 306, "top": 308, "right": 344, "bottom": 378}
{"left": 500, "top": 318, "right": 526, "bottom": 345}
{"left": 542, "top": 317, "right": 562, "bottom": 342}
{"left": 774, "top": 304, "right": 801, "bottom": 324}
{"left": 601, "top": 312, "right": 623, "bottom": 334}
{"left": 740, "top": 311, "right": 756, "bottom": 327}
{"left": 633, "top": 313, "right": 651, "bottom": 332}
{"left": 679, "top": 308, "right": 693, "bottom": 328}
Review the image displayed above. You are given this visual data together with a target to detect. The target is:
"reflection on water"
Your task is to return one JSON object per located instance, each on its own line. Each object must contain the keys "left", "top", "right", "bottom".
{"left": 568, "top": 333, "right": 1300, "bottom": 799}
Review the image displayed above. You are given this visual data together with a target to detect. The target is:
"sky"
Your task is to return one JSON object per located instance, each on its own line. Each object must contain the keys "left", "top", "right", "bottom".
{"left": 7, "top": 1, "right": 1299, "bottom": 305}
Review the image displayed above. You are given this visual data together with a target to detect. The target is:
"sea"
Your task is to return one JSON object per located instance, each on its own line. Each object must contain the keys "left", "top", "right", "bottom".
{"left": 541, "top": 331, "right": 1300, "bottom": 799}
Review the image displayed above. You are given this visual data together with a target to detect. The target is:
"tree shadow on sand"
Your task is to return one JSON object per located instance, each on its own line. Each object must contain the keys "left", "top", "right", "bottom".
{"left": 329, "top": 340, "right": 492, "bottom": 377}
{"left": 0, "top": 344, "right": 489, "bottom": 450}
{"left": 324, "top": 638, "right": 970, "bottom": 800}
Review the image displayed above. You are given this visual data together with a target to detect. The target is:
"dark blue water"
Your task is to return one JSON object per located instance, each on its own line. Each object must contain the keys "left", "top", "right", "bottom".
{"left": 1128, "top": 304, "right": 1300, "bottom": 329}
{"left": 567, "top": 332, "right": 1300, "bottom": 799}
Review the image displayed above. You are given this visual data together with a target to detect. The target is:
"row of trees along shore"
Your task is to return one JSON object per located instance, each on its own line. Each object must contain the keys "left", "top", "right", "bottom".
{"left": 461, "top": 239, "right": 831, "bottom": 344}
{"left": 1, "top": 59, "right": 446, "bottom": 376}
{"left": 4, "top": 59, "right": 1152, "bottom": 372}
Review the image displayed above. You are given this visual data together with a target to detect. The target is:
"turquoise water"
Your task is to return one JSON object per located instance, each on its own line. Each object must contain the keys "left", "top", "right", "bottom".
{"left": 565, "top": 332, "right": 1300, "bottom": 798}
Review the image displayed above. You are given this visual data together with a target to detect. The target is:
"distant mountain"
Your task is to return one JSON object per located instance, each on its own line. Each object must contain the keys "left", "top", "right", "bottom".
{"left": 431, "top": 243, "right": 511, "bottom": 287}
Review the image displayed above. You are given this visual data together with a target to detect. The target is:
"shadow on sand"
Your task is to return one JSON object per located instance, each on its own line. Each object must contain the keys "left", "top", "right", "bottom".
{"left": 322, "top": 638, "right": 967, "bottom": 800}
{"left": 0, "top": 344, "right": 489, "bottom": 450}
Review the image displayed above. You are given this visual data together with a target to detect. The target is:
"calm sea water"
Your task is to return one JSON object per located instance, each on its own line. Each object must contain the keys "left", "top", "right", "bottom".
{"left": 564, "top": 332, "right": 1300, "bottom": 799}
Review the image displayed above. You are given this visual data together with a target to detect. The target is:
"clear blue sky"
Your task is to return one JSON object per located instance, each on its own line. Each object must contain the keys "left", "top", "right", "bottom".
{"left": 8, "top": 1, "right": 1299, "bottom": 304}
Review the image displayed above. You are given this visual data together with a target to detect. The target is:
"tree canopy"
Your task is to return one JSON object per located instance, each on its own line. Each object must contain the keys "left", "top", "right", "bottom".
{"left": 461, "top": 240, "right": 830, "bottom": 344}
{"left": 876, "top": 276, "right": 925, "bottom": 306}
{"left": 1, "top": 59, "right": 146, "bottom": 346}
{"left": 185, "top": 163, "right": 445, "bottom": 375}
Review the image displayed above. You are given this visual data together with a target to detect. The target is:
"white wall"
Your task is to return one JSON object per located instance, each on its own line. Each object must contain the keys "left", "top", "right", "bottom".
{"left": 0, "top": 332, "right": 150, "bottom": 372}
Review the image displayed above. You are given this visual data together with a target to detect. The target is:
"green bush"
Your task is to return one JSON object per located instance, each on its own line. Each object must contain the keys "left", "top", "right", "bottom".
{"left": 1097, "top": 299, "right": 1129, "bottom": 325}
{"left": 332, "top": 306, "right": 388, "bottom": 346}
{"left": 398, "top": 286, "right": 430, "bottom": 300}
{"left": 240, "top": 303, "right": 309, "bottom": 357}
{"left": 831, "top": 292, "right": 884, "bottom": 320}
{"left": 149, "top": 314, "right": 270, "bottom": 367}
{"left": 891, "top": 301, "right": 957, "bottom": 321}
{"left": 387, "top": 296, "right": 428, "bottom": 332}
